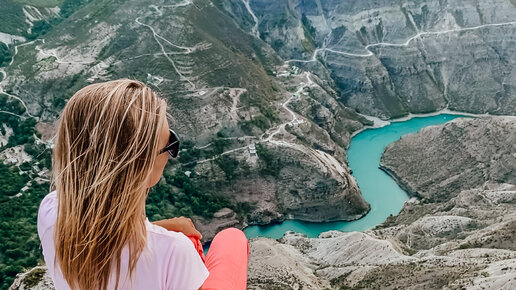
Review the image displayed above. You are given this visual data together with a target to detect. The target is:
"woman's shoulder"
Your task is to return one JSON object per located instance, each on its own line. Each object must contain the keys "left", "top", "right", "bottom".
{"left": 40, "top": 190, "right": 58, "bottom": 205}
{"left": 37, "top": 191, "right": 58, "bottom": 237}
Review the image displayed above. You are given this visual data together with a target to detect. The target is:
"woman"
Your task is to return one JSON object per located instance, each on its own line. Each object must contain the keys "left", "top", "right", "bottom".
{"left": 37, "top": 79, "right": 249, "bottom": 290}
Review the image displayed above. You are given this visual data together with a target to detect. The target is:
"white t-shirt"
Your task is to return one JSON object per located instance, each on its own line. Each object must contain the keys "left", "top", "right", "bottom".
{"left": 37, "top": 191, "right": 209, "bottom": 290}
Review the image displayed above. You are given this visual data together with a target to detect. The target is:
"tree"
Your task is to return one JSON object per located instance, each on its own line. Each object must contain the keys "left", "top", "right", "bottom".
{"left": 215, "top": 155, "right": 240, "bottom": 181}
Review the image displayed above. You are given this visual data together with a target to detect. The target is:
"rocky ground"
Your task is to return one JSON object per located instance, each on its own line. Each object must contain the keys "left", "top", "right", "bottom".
{"left": 381, "top": 116, "right": 516, "bottom": 201}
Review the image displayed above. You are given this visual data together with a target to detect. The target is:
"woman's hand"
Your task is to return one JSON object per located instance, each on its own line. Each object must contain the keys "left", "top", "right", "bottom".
{"left": 152, "top": 217, "right": 202, "bottom": 239}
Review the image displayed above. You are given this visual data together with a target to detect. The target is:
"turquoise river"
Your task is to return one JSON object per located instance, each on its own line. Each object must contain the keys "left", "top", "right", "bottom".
{"left": 244, "top": 114, "right": 468, "bottom": 239}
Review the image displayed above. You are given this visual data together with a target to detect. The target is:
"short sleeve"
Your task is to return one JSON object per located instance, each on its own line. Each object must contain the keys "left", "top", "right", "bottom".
{"left": 164, "top": 234, "right": 209, "bottom": 290}
{"left": 37, "top": 191, "right": 58, "bottom": 238}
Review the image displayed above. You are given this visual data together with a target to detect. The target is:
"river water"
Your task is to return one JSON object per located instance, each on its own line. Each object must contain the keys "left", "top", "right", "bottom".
{"left": 244, "top": 114, "right": 467, "bottom": 239}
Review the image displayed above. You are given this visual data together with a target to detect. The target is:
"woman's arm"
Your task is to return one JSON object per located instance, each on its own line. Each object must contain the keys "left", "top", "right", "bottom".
{"left": 152, "top": 216, "right": 202, "bottom": 239}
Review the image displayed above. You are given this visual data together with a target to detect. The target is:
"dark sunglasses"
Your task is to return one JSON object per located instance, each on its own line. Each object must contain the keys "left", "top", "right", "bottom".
{"left": 159, "top": 129, "right": 180, "bottom": 158}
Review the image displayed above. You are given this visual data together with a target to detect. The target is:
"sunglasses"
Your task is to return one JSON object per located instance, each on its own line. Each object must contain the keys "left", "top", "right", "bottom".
{"left": 159, "top": 129, "right": 180, "bottom": 158}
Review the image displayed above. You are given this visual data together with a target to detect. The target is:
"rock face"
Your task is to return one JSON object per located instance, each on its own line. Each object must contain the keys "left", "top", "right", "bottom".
{"left": 381, "top": 117, "right": 516, "bottom": 200}
{"left": 247, "top": 116, "right": 516, "bottom": 289}
{"left": 9, "top": 266, "right": 53, "bottom": 290}
{"left": 220, "top": 0, "right": 516, "bottom": 118}
{"left": 193, "top": 208, "right": 240, "bottom": 243}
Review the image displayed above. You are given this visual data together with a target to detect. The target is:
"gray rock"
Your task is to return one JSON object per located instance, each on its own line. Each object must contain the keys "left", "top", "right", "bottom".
{"left": 221, "top": 0, "right": 516, "bottom": 118}
{"left": 381, "top": 116, "right": 516, "bottom": 200}
{"left": 9, "top": 266, "right": 54, "bottom": 290}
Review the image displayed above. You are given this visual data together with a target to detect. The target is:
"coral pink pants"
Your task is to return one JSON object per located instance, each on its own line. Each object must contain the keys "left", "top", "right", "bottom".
{"left": 187, "top": 228, "right": 249, "bottom": 290}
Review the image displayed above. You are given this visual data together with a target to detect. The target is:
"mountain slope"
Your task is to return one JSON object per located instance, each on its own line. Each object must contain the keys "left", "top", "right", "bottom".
{"left": 219, "top": 0, "right": 516, "bottom": 118}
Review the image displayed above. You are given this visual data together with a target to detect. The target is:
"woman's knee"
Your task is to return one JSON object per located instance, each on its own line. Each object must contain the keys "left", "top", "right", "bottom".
{"left": 216, "top": 227, "right": 246, "bottom": 241}
{"left": 214, "top": 228, "right": 248, "bottom": 249}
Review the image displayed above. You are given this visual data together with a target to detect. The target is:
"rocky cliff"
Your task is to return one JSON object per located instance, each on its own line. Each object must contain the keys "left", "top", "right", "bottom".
{"left": 381, "top": 116, "right": 516, "bottom": 201}
{"left": 219, "top": 0, "right": 516, "bottom": 118}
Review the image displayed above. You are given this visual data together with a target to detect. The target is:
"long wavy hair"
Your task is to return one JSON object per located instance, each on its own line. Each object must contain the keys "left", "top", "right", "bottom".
{"left": 51, "top": 79, "right": 167, "bottom": 289}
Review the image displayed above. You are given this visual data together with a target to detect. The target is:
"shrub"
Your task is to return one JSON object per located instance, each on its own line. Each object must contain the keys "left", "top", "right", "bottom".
{"left": 215, "top": 155, "right": 239, "bottom": 181}
{"left": 0, "top": 43, "right": 12, "bottom": 67}
{"left": 146, "top": 167, "right": 233, "bottom": 220}
{"left": 23, "top": 268, "right": 46, "bottom": 288}
{"left": 256, "top": 143, "right": 282, "bottom": 177}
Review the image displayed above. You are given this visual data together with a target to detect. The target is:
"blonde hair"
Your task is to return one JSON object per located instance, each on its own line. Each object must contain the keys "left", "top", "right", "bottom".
{"left": 51, "top": 79, "right": 167, "bottom": 290}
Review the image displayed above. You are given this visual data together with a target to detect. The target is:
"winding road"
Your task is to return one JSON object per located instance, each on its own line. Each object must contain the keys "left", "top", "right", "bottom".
{"left": 35, "top": 41, "right": 93, "bottom": 64}
{"left": 0, "top": 40, "right": 37, "bottom": 119}
{"left": 193, "top": 71, "right": 351, "bottom": 180}
{"left": 135, "top": 17, "right": 197, "bottom": 89}
{"left": 288, "top": 20, "right": 516, "bottom": 63}
{"left": 135, "top": 3, "right": 214, "bottom": 92}
{"left": 262, "top": 72, "right": 309, "bottom": 142}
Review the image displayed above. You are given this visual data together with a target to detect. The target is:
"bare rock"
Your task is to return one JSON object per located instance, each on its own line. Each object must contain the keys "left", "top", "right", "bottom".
{"left": 9, "top": 266, "right": 54, "bottom": 290}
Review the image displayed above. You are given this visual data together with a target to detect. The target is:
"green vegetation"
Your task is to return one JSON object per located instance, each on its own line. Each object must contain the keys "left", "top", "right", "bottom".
{"left": 399, "top": 244, "right": 418, "bottom": 256}
{"left": 0, "top": 94, "right": 25, "bottom": 115}
{"left": 271, "top": 39, "right": 285, "bottom": 51}
{"left": 300, "top": 14, "right": 316, "bottom": 53}
{"left": 411, "top": 5, "right": 429, "bottom": 29}
{"left": 215, "top": 155, "right": 240, "bottom": 181}
{"left": 6, "top": 118, "right": 37, "bottom": 147}
{"left": 375, "top": 19, "right": 384, "bottom": 41}
{"left": 97, "top": 29, "right": 139, "bottom": 60}
{"left": 238, "top": 97, "right": 279, "bottom": 134}
{"left": 356, "top": 26, "right": 368, "bottom": 45}
{"left": 0, "top": 95, "right": 55, "bottom": 288}
{"left": 21, "top": 267, "right": 46, "bottom": 288}
{"left": 0, "top": 44, "right": 13, "bottom": 67}
{"left": 301, "top": 14, "right": 316, "bottom": 39}
{"left": 148, "top": 131, "right": 253, "bottom": 220}
{"left": 0, "top": 0, "right": 31, "bottom": 35}
{"left": 146, "top": 168, "right": 233, "bottom": 220}
{"left": 0, "top": 95, "right": 40, "bottom": 148}
{"left": 256, "top": 143, "right": 282, "bottom": 177}
{"left": 177, "top": 140, "right": 200, "bottom": 168}
{"left": 0, "top": 0, "right": 91, "bottom": 38}
{"left": 23, "top": 0, "right": 90, "bottom": 40}
{"left": 458, "top": 241, "right": 483, "bottom": 249}
{"left": 239, "top": 115, "right": 270, "bottom": 133}
{"left": 212, "top": 131, "right": 229, "bottom": 156}
{"left": 60, "top": 0, "right": 89, "bottom": 18}
{"left": 24, "top": 20, "right": 52, "bottom": 40}
{"left": 0, "top": 182, "right": 49, "bottom": 289}
{"left": 0, "top": 163, "right": 29, "bottom": 198}
{"left": 24, "top": 143, "right": 52, "bottom": 169}
{"left": 1, "top": 0, "right": 91, "bottom": 40}
{"left": 49, "top": 73, "right": 82, "bottom": 110}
